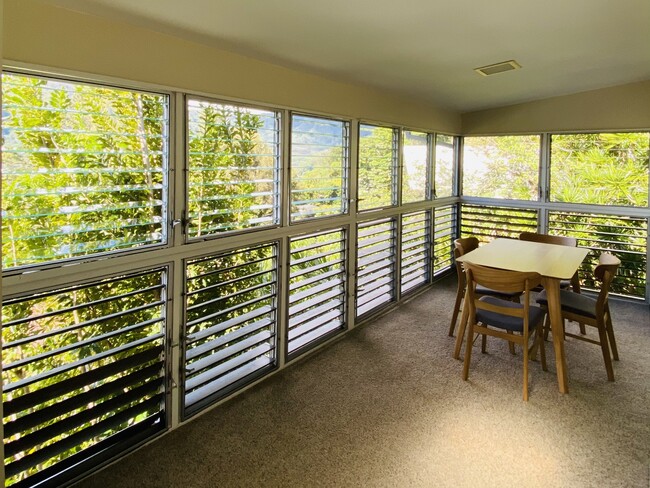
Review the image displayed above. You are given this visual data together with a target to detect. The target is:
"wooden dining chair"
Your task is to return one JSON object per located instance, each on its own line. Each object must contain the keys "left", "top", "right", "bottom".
{"left": 462, "top": 262, "right": 547, "bottom": 401}
{"left": 448, "top": 237, "right": 522, "bottom": 337}
{"left": 536, "top": 252, "right": 621, "bottom": 381}
{"left": 519, "top": 232, "right": 581, "bottom": 292}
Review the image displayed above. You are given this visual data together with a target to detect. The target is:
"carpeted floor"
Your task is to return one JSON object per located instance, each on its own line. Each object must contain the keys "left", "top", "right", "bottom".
{"left": 76, "top": 275, "right": 650, "bottom": 488}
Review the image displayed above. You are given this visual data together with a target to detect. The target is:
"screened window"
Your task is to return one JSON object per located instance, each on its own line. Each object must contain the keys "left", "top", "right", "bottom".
{"left": 290, "top": 115, "right": 349, "bottom": 221}
{"left": 1, "top": 73, "right": 168, "bottom": 269}
{"left": 462, "top": 135, "right": 540, "bottom": 200}
{"left": 358, "top": 124, "right": 398, "bottom": 211}
{"left": 435, "top": 134, "right": 455, "bottom": 198}
{"left": 356, "top": 219, "right": 397, "bottom": 316}
{"left": 288, "top": 229, "right": 346, "bottom": 356}
{"left": 401, "top": 212, "right": 430, "bottom": 293}
{"left": 402, "top": 130, "right": 429, "bottom": 203}
{"left": 2, "top": 269, "right": 167, "bottom": 487}
{"left": 550, "top": 132, "right": 649, "bottom": 207}
{"left": 183, "top": 243, "right": 278, "bottom": 416}
{"left": 187, "top": 99, "right": 281, "bottom": 237}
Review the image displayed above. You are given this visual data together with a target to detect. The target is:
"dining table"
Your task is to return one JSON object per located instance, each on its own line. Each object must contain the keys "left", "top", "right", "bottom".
{"left": 454, "top": 237, "right": 590, "bottom": 394}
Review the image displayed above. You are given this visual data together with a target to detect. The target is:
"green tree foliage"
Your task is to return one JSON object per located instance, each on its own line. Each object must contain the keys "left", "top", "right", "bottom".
{"left": 463, "top": 135, "right": 540, "bottom": 200}
{"left": 2, "top": 74, "right": 166, "bottom": 269}
{"left": 402, "top": 131, "right": 428, "bottom": 204}
{"left": 551, "top": 133, "right": 649, "bottom": 206}
{"left": 290, "top": 115, "right": 346, "bottom": 220}
{"left": 435, "top": 135, "right": 455, "bottom": 198}
{"left": 187, "top": 101, "right": 277, "bottom": 236}
{"left": 358, "top": 125, "right": 396, "bottom": 210}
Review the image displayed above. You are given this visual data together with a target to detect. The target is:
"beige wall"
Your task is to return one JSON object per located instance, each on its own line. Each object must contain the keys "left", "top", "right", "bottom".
{"left": 3, "top": 0, "right": 460, "bottom": 133}
{"left": 462, "top": 80, "right": 650, "bottom": 134}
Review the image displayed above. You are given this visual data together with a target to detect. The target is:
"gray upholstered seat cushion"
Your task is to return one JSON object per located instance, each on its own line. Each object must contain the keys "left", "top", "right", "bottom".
{"left": 536, "top": 289, "right": 597, "bottom": 318}
{"left": 475, "top": 296, "right": 546, "bottom": 332}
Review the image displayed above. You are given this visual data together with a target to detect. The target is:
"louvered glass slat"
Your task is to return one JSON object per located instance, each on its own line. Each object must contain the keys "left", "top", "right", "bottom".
{"left": 401, "top": 211, "right": 430, "bottom": 293}
{"left": 356, "top": 219, "right": 396, "bottom": 316}
{"left": 548, "top": 211, "right": 647, "bottom": 299}
{"left": 1, "top": 73, "right": 169, "bottom": 269}
{"left": 402, "top": 131, "right": 429, "bottom": 204}
{"left": 461, "top": 204, "right": 538, "bottom": 241}
{"left": 2, "top": 269, "right": 167, "bottom": 487}
{"left": 358, "top": 125, "right": 398, "bottom": 211}
{"left": 435, "top": 134, "right": 455, "bottom": 198}
{"left": 433, "top": 205, "right": 456, "bottom": 274}
{"left": 187, "top": 99, "right": 281, "bottom": 238}
{"left": 288, "top": 229, "right": 346, "bottom": 356}
{"left": 184, "top": 243, "right": 278, "bottom": 416}
{"left": 290, "top": 115, "right": 349, "bottom": 221}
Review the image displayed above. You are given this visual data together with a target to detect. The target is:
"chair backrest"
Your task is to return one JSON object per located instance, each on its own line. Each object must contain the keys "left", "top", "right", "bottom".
{"left": 519, "top": 232, "right": 577, "bottom": 247}
{"left": 453, "top": 237, "right": 480, "bottom": 284}
{"left": 594, "top": 252, "right": 621, "bottom": 313}
{"left": 464, "top": 262, "right": 542, "bottom": 330}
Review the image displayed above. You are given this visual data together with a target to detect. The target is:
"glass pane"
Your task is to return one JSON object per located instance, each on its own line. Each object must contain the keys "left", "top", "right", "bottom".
{"left": 402, "top": 131, "right": 429, "bottom": 203}
{"left": 462, "top": 135, "right": 540, "bottom": 200}
{"left": 1, "top": 73, "right": 168, "bottom": 269}
{"left": 187, "top": 100, "right": 280, "bottom": 237}
{"left": 356, "top": 218, "right": 396, "bottom": 316}
{"left": 550, "top": 132, "right": 649, "bottom": 207}
{"left": 435, "top": 134, "right": 455, "bottom": 198}
{"left": 433, "top": 205, "right": 455, "bottom": 274}
{"left": 2, "top": 269, "right": 167, "bottom": 486}
{"left": 290, "top": 115, "right": 348, "bottom": 221}
{"left": 401, "top": 212, "right": 430, "bottom": 293}
{"left": 288, "top": 229, "right": 346, "bottom": 355}
{"left": 184, "top": 243, "right": 278, "bottom": 415}
{"left": 461, "top": 204, "right": 538, "bottom": 241}
{"left": 358, "top": 124, "right": 397, "bottom": 210}
{"left": 548, "top": 211, "right": 647, "bottom": 299}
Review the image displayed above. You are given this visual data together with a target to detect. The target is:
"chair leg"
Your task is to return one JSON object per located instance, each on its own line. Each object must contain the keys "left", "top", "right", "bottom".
{"left": 597, "top": 318, "right": 615, "bottom": 381}
{"left": 481, "top": 333, "right": 487, "bottom": 353}
{"left": 605, "top": 304, "right": 619, "bottom": 361}
{"left": 578, "top": 322, "right": 586, "bottom": 335}
{"left": 453, "top": 299, "right": 470, "bottom": 360}
{"left": 463, "top": 322, "right": 475, "bottom": 381}
{"left": 523, "top": 334, "right": 529, "bottom": 402}
{"left": 448, "top": 287, "right": 464, "bottom": 337}
{"left": 538, "top": 328, "right": 548, "bottom": 372}
{"left": 543, "top": 314, "right": 551, "bottom": 341}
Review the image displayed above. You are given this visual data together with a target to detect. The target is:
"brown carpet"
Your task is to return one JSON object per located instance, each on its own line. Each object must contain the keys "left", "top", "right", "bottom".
{"left": 76, "top": 275, "right": 650, "bottom": 488}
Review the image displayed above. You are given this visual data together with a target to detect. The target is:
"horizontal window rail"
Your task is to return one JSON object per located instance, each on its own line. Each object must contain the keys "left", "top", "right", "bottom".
{"left": 183, "top": 242, "right": 278, "bottom": 417}
{"left": 2, "top": 268, "right": 168, "bottom": 487}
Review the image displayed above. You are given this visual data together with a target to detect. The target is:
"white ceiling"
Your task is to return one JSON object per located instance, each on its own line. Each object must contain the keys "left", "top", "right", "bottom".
{"left": 39, "top": 0, "right": 650, "bottom": 112}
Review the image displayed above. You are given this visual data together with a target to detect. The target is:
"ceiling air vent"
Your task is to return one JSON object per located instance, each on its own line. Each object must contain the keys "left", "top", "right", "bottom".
{"left": 474, "top": 60, "right": 521, "bottom": 76}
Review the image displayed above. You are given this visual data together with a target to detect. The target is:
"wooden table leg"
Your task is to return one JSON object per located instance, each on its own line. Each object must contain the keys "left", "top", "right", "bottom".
{"left": 543, "top": 277, "right": 569, "bottom": 393}
{"left": 453, "top": 291, "right": 470, "bottom": 360}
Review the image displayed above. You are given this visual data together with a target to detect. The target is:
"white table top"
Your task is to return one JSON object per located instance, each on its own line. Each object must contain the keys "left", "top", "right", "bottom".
{"left": 456, "top": 238, "right": 589, "bottom": 280}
